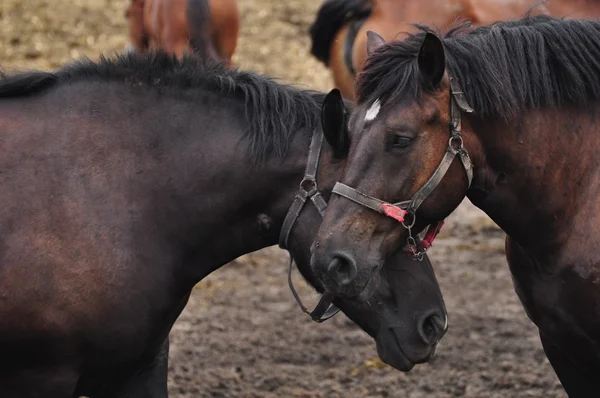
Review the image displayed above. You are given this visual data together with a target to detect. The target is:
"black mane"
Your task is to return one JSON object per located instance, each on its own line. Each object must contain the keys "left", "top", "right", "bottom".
{"left": 356, "top": 15, "right": 600, "bottom": 119}
{"left": 0, "top": 52, "right": 324, "bottom": 164}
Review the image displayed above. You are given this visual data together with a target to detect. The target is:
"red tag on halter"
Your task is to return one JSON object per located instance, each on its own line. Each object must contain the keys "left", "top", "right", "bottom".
{"left": 420, "top": 221, "right": 445, "bottom": 249}
{"left": 381, "top": 203, "right": 407, "bottom": 223}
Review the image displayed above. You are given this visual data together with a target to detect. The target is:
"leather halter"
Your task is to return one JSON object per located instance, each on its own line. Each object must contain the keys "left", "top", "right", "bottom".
{"left": 279, "top": 127, "right": 340, "bottom": 323}
{"left": 331, "top": 77, "right": 474, "bottom": 259}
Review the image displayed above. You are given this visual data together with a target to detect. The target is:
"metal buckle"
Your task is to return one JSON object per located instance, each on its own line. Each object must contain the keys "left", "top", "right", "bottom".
{"left": 299, "top": 177, "right": 318, "bottom": 197}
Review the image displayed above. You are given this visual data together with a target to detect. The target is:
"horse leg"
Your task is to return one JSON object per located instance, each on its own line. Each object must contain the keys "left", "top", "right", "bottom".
{"left": 125, "top": 0, "right": 148, "bottom": 52}
{"left": 211, "top": 0, "right": 239, "bottom": 66}
{"left": 540, "top": 333, "right": 600, "bottom": 397}
{"left": 0, "top": 365, "right": 79, "bottom": 398}
{"left": 161, "top": 1, "right": 191, "bottom": 59}
{"left": 168, "top": 40, "right": 190, "bottom": 59}
{"left": 115, "top": 337, "right": 170, "bottom": 398}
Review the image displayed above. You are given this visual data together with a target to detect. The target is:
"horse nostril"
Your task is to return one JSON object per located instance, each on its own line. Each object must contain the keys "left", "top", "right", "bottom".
{"left": 418, "top": 312, "right": 447, "bottom": 346}
{"left": 326, "top": 254, "right": 358, "bottom": 287}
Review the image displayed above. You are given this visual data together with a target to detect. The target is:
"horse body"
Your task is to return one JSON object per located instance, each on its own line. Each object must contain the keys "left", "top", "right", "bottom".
{"left": 0, "top": 74, "right": 273, "bottom": 396}
{"left": 125, "top": 0, "right": 239, "bottom": 65}
{"left": 312, "top": 15, "right": 600, "bottom": 397}
{"left": 0, "top": 54, "right": 446, "bottom": 397}
{"left": 310, "top": 0, "right": 547, "bottom": 100}
{"left": 466, "top": 104, "right": 600, "bottom": 395}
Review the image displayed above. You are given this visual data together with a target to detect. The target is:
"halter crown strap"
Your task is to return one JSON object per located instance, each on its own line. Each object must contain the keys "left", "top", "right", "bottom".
{"left": 405, "top": 77, "right": 473, "bottom": 212}
{"left": 279, "top": 129, "right": 325, "bottom": 250}
{"left": 449, "top": 76, "right": 473, "bottom": 185}
{"left": 450, "top": 77, "right": 474, "bottom": 114}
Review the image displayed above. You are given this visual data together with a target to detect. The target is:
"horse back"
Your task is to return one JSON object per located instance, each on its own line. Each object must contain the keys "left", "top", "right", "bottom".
{"left": 0, "top": 82, "right": 180, "bottom": 362}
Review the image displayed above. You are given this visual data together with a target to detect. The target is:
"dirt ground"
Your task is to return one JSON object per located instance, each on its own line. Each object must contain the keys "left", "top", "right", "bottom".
{"left": 0, "top": 0, "right": 567, "bottom": 397}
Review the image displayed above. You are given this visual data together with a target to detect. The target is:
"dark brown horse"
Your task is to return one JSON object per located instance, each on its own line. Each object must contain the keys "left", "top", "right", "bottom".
{"left": 311, "top": 15, "right": 600, "bottom": 397}
{"left": 309, "top": 0, "right": 548, "bottom": 100}
{"left": 0, "top": 53, "right": 446, "bottom": 397}
{"left": 125, "top": 0, "right": 239, "bottom": 66}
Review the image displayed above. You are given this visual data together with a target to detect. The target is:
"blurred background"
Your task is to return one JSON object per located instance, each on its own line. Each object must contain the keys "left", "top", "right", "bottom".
{"left": 0, "top": 0, "right": 566, "bottom": 397}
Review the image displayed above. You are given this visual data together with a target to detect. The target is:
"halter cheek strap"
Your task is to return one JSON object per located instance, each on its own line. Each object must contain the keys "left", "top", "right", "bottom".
{"left": 279, "top": 128, "right": 340, "bottom": 323}
{"left": 330, "top": 77, "right": 474, "bottom": 259}
{"left": 279, "top": 129, "right": 327, "bottom": 249}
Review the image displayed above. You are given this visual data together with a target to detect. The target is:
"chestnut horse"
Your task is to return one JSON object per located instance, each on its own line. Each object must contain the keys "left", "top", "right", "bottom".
{"left": 0, "top": 52, "right": 446, "bottom": 397}
{"left": 312, "top": 15, "right": 600, "bottom": 397}
{"left": 309, "top": 0, "right": 548, "bottom": 100}
{"left": 125, "top": 0, "right": 239, "bottom": 65}
{"left": 546, "top": 0, "right": 600, "bottom": 19}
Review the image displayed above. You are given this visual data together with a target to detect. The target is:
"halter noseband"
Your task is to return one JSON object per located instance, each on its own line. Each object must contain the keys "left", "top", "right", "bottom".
{"left": 279, "top": 127, "right": 340, "bottom": 323}
{"left": 331, "top": 77, "right": 474, "bottom": 260}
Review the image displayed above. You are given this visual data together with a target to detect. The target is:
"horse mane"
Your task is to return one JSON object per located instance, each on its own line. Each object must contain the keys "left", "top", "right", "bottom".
{"left": 356, "top": 15, "right": 600, "bottom": 119}
{"left": 0, "top": 52, "right": 325, "bottom": 164}
{"left": 309, "top": 0, "right": 373, "bottom": 65}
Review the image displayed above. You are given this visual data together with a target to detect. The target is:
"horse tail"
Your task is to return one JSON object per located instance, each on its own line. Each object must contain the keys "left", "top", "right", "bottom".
{"left": 186, "top": 0, "right": 218, "bottom": 61}
{"left": 309, "top": 0, "right": 373, "bottom": 66}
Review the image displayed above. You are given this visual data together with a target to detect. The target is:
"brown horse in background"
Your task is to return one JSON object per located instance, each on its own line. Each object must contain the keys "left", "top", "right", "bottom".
{"left": 125, "top": 0, "right": 239, "bottom": 66}
{"left": 309, "top": 0, "right": 547, "bottom": 100}
{"left": 546, "top": 0, "right": 600, "bottom": 19}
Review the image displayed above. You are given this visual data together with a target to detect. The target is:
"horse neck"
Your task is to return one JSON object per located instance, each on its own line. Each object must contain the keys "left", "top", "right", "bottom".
{"left": 466, "top": 105, "right": 600, "bottom": 262}
{"left": 150, "top": 100, "right": 318, "bottom": 278}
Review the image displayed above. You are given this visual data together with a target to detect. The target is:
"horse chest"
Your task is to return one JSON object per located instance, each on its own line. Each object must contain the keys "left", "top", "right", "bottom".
{"left": 507, "top": 238, "right": 600, "bottom": 363}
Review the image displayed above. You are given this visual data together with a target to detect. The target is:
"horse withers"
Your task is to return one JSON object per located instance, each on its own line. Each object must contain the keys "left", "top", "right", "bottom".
{"left": 125, "top": 0, "right": 239, "bottom": 66}
{"left": 312, "top": 15, "right": 600, "bottom": 397}
{"left": 0, "top": 53, "right": 446, "bottom": 397}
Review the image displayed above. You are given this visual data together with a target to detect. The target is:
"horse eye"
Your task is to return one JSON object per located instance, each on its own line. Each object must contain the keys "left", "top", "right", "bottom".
{"left": 392, "top": 135, "right": 413, "bottom": 148}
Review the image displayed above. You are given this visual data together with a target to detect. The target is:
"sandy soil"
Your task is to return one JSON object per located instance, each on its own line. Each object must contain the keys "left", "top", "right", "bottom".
{"left": 0, "top": 0, "right": 566, "bottom": 396}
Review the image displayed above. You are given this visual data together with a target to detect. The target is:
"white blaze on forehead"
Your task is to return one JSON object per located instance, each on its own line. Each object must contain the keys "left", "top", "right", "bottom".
{"left": 365, "top": 99, "right": 381, "bottom": 122}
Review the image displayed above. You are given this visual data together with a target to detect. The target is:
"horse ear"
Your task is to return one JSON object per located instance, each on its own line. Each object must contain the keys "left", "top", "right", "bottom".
{"left": 366, "top": 30, "right": 386, "bottom": 57}
{"left": 418, "top": 32, "right": 446, "bottom": 88}
{"left": 321, "top": 89, "right": 349, "bottom": 157}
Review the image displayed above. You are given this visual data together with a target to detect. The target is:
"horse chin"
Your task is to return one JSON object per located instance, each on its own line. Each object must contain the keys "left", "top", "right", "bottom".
{"left": 375, "top": 329, "right": 415, "bottom": 372}
{"left": 375, "top": 324, "right": 440, "bottom": 372}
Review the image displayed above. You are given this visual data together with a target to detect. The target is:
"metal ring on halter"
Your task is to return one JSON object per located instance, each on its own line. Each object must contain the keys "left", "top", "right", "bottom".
{"left": 299, "top": 177, "right": 318, "bottom": 197}
{"left": 449, "top": 135, "right": 464, "bottom": 151}
{"left": 401, "top": 210, "right": 417, "bottom": 230}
